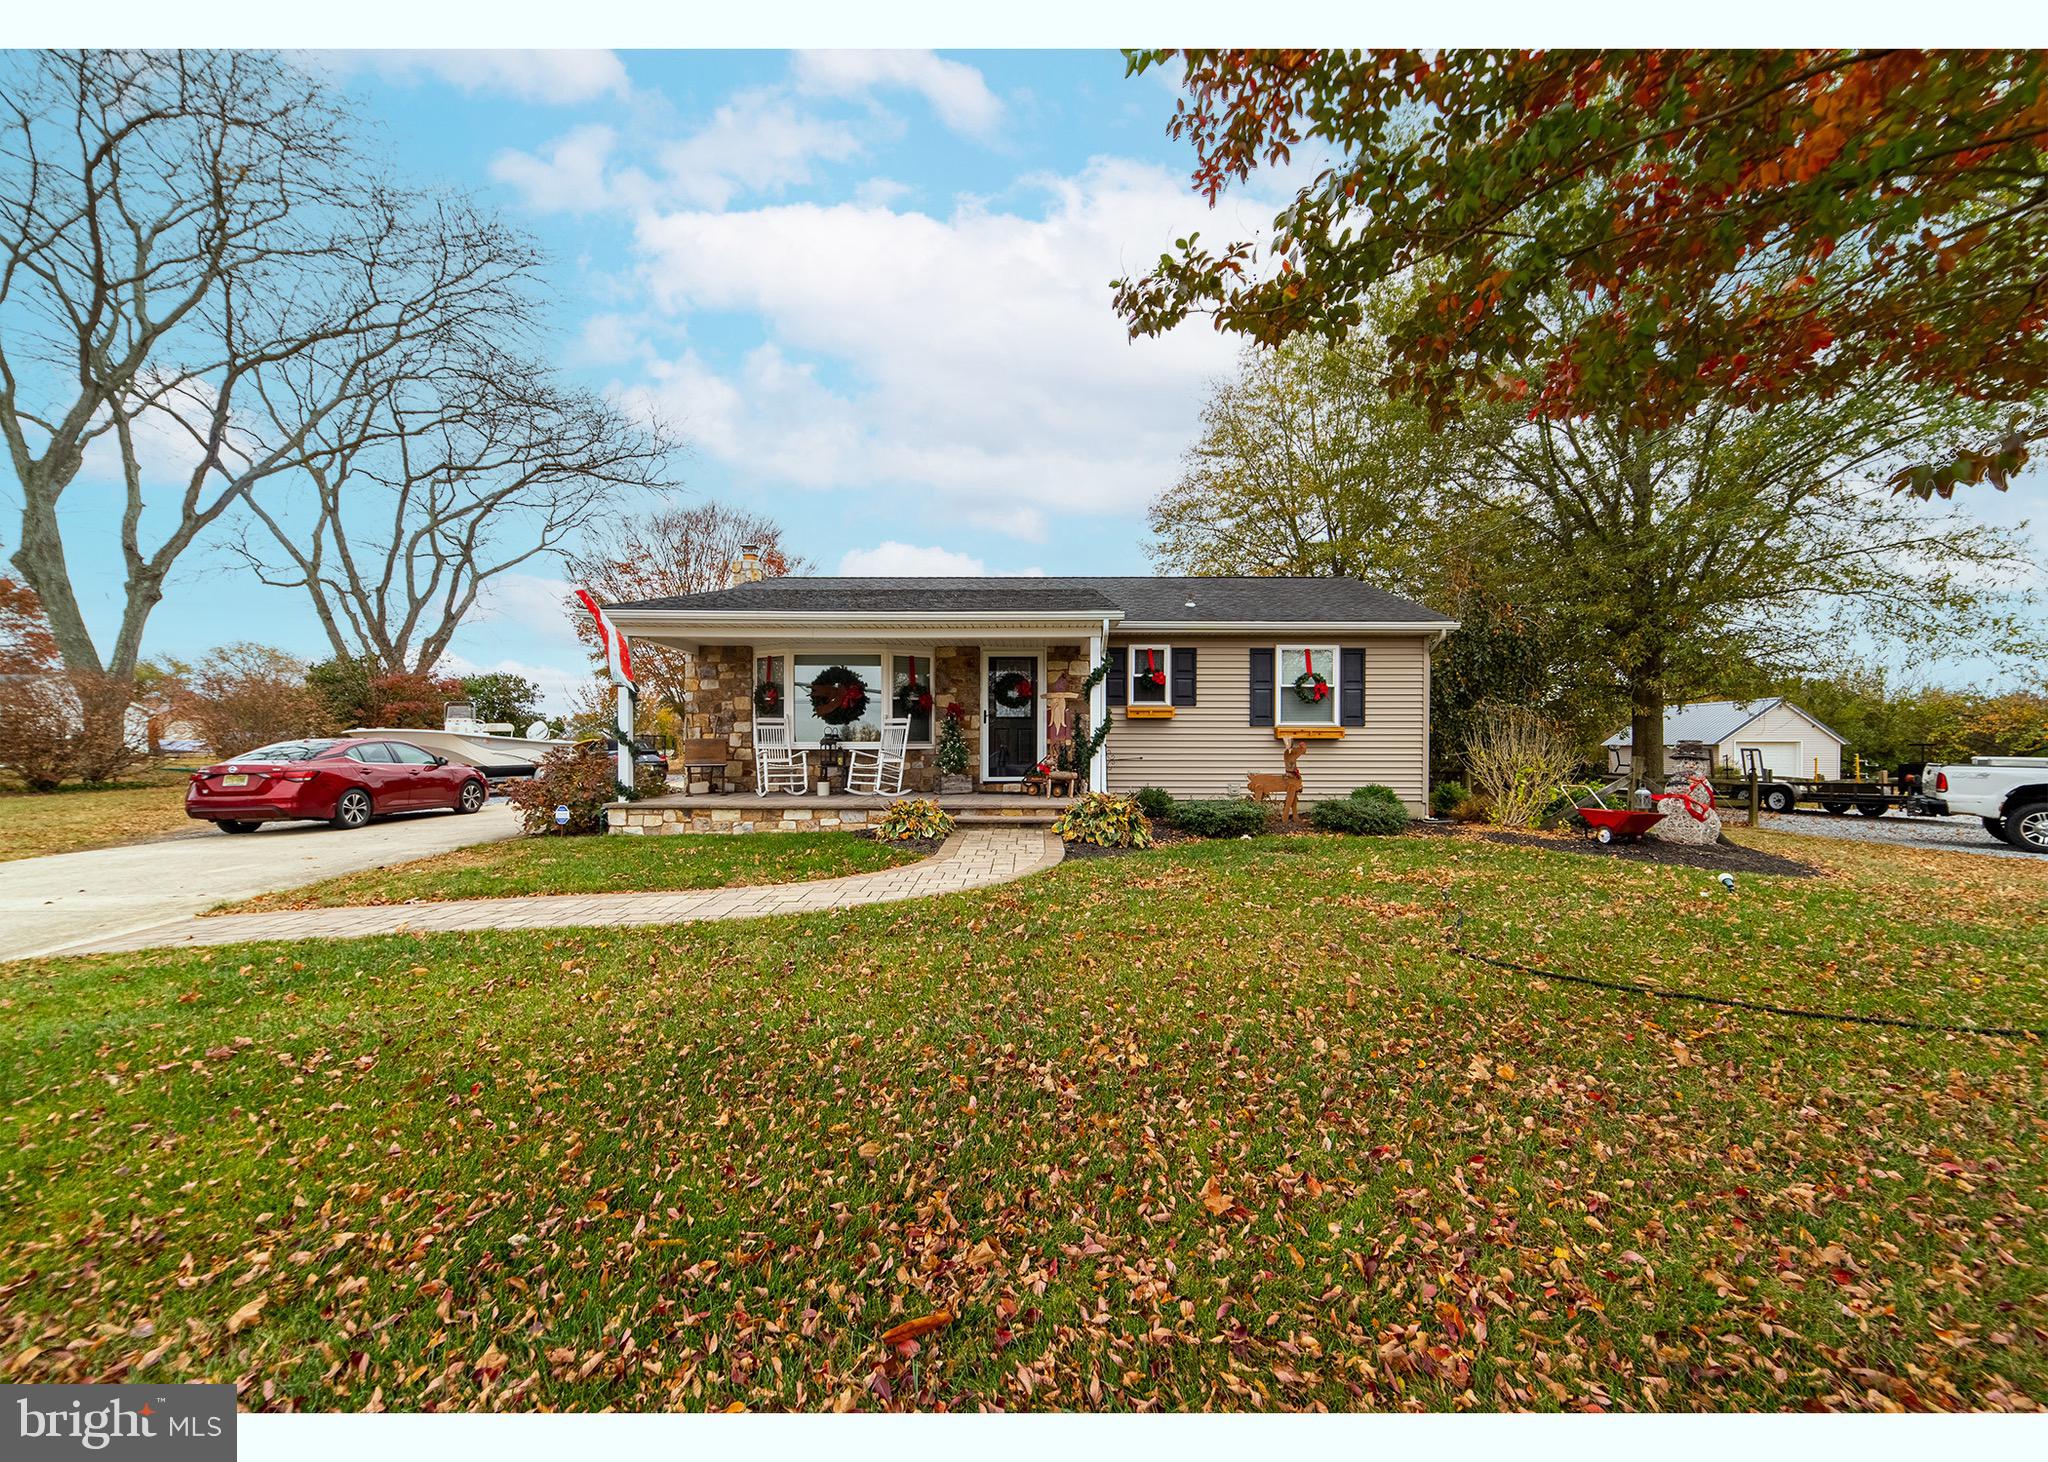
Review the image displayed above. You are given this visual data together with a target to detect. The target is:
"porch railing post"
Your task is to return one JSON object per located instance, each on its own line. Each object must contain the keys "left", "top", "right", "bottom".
{"left": 1088, "top": 623, "right": 1108, "bottom": 793}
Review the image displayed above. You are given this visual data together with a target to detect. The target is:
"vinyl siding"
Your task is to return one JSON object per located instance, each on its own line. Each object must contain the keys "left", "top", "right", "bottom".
{"left": 1104, "top": 635, "right": 1432, "bottom": 810}
{"left": 1727, "top": 703, "right": 1842, "bottom": 780}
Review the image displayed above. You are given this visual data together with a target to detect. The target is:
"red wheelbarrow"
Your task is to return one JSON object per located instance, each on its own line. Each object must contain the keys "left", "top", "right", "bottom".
{"left": 1564, "top": 786, "right": 1662, "bottom": 843}
{"left": 1575, "top": 805, "right": 1667, "bottom": 844}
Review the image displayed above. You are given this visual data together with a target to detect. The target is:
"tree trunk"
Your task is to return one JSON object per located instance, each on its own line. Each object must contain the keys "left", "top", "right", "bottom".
{"left": 10, "top": 478, "right": 106, "bottom": 677}
{"left": 1629, "top": 687, "right": 1666, "bottom": 791}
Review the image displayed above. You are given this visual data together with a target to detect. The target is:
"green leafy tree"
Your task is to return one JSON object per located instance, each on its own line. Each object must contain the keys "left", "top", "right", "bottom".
{"left": 305, "top": 655, "right": 379, "bottom": 733}
{"left": 460, "top": 673, "right": 545, "bottom": 730}
{"left": 1115, "top": 48, "right": 2048, "bottom": 493}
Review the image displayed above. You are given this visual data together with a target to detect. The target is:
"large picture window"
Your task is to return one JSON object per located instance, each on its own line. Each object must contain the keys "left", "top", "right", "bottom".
{"left": 1277, "top": 645, "right": 1338, "bottom": 726}
{"left": 792, "top": 653, "right": 884, "bottom": 744}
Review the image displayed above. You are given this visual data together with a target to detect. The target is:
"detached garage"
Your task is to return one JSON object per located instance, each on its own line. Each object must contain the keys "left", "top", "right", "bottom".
{"left": 1604, "top": 698, "right": 1846, "bottom": 781}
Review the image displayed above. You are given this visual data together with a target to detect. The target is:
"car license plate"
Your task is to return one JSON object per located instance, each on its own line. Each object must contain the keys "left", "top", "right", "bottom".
{"left": 220, "top": 774, "right": 249, "bottom": 787}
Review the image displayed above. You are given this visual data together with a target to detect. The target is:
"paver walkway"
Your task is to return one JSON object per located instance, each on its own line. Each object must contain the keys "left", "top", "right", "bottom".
{"left": 60, "top": 827, "right": 1064, "bottom": 956}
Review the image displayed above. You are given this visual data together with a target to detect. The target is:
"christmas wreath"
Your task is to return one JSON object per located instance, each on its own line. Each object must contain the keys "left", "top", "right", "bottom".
{"left": 1136, "top": 647, "right": 1167, "bottom": 688}
{"left": 806, "top": 665, "right": 870, "bottom": 726}
{"left": 1292, "top": 649, "right": 1330, "bottom": 705}
{"left": 753, "top": 680, "right": 785, "bottom": 718}
{"left": 893, "top": 676, "right": 934, "bottom": 718}
{"left": 991, "top": 669, "right": 1035, "bottom": 709}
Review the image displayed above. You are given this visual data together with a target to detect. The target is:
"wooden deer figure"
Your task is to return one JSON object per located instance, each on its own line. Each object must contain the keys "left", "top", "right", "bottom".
{"left": 1246, "top": 736, "right": 1307, "bottom": 825}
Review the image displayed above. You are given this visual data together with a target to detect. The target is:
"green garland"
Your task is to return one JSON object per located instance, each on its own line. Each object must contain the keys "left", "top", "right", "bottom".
{"left": 1072, "top": 653, "right": 1115, "bottom": 771}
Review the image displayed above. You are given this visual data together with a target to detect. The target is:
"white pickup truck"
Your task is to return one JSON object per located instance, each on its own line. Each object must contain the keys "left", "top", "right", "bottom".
{"left": 1909, "top": 757, "right": 2048, "bottom": 853}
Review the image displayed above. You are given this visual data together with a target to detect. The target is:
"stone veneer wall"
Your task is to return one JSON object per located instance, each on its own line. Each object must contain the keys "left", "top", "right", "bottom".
{"left": 610, "top": 803, "right": 877, "bottom": 835}
{"left": 932, "top": 645, "right": 982, "bottom": 785}
{"left": 682, "top": 643, "right": 756, "bottom": 792}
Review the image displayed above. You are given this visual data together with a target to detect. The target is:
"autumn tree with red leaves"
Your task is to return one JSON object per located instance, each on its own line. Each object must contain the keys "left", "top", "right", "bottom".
{"left": 560, "top": 503, "right": 807, "bottom": 718}
{"left": 1114, "top": 49, "right": 2048, "bottom": 495}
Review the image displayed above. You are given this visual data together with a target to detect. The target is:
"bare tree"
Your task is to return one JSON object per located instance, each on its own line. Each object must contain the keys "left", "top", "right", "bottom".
{"left": 561, "top": 502, "right": 808, "bottom": 715}
{"left": 232, "top": 350, "right": 677, "bottom": 674}
{"left": 0, "top": 50, "right": 538, "bottom": 681}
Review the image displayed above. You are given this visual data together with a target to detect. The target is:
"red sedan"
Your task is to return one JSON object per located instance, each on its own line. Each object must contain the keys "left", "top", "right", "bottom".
{"left": 186, "top": 737, "right": 490, "bottom": 834}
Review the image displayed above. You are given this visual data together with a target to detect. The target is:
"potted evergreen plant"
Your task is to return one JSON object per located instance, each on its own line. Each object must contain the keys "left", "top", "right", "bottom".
{"left": 936, "top": 702, "right": 972, "bottom": 794}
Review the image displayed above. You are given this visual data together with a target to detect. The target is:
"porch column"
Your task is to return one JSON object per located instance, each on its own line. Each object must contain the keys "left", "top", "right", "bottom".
{"left": 1088, "top": 622, "right": 1107, "bottom": 792}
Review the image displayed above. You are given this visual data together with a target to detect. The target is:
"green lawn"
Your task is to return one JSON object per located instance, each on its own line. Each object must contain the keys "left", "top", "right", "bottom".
{"left": 0, "top": 765, "right": 197, "bottom": 861}
{"left": 214, "top": 831, "right": 927, "bottom": 913}
{"left": 2, "top": 828, "right": 2043, "bottom": 1412}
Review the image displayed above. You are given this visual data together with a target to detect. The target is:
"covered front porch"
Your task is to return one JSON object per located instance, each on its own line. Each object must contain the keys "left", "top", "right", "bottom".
{"left": 608, "top": 789, "right": 1079, "bottom": 836}
{"left": 603, "top": 593, "right": 1121, "bottom": 806}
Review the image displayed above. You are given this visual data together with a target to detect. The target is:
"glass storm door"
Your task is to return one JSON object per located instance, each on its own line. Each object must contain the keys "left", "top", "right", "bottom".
{"left": 985, "top": 654, "right": 1038, "bottom": 779}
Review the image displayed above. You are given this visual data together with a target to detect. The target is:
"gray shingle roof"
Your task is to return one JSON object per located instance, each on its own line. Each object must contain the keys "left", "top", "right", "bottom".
{"left": 608, "top": 576, "right": 1453, "bottom": 626}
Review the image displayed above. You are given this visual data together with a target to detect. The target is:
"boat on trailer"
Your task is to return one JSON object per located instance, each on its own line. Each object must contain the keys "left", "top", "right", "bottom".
{"left": 348, "top": 702, "right": 568, "bottom": 780}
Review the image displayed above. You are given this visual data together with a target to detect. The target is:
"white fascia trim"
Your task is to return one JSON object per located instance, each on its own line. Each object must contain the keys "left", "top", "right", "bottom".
{"left": 605, "top": 609, "right": 1125, "bottom": 631}
{"left": 1116, "top": 620, "right": 1460, "bottom": 634}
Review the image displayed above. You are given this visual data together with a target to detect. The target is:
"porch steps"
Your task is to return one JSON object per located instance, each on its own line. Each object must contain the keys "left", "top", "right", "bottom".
{"left": 950, "top": 807, "right": 1065, "bottom": 826}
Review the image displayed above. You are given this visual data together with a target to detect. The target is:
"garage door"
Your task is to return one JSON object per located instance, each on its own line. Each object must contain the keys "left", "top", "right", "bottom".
{"left": 1731, "top": 741, "right": 1803, "bottom": 779}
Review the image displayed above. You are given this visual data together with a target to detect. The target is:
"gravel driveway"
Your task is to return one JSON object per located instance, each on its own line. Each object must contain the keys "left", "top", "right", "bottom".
{"left": 1757, "top": 809, "right": 2040, "bottom": 862}
{"left": 0, "top": 802, "right": 521, "bottom": 961}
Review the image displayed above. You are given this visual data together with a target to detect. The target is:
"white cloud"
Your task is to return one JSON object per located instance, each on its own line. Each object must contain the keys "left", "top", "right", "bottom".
{"left": 322, "top": 50, "right": 629, "bottom": 105}
{"left": 657, "top": 89, "right": 865, "bottom": 210}
{"left": 792, "top": 51, "right": 1003, "bottom": 139}
{"left": 838, "top": 542, "right": 1045, "bottom": 577}
{"left": 625, "top": 157, "right": 1270, "bottom": 523}
{"left": 854, "top": 176, "right": 915, "bottom": 208}
{"left": 487, "top": 124, "right": 638, "bottom": 214}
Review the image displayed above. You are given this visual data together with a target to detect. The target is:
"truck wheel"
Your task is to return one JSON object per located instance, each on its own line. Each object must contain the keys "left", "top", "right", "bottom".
{"left": 1981, "top": 816, "right": 2007, "bottom": 841}
{"left": 1853, "top": 800, "right": 1887, "bottom": 817}
{"left": 1761, "top": 785, "right": 1796, "bottom": 813}
{"left": 1821, "top": 801, "right": 1851, "bottom": 815}
{"left": 2002, "top": 802, "right": 2048, "bottom": 854}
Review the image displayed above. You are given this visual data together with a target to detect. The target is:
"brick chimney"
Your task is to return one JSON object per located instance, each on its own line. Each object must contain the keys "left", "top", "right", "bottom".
{"left": 739, "top": 543, "right": 764, "bottom": 582}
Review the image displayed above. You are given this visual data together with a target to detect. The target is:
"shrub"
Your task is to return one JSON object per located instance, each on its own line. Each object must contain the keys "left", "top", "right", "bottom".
{"left": 0, "top": 674, "right": 83, "bottom": 790}
{"left": 1463, "top": 702, "right": 1578, "bottom": 829}
{"left": 1172, "top": 797, "right": 1272, "bottom": 839}
{"left": 1449, "top": 790, "right": 1499, "bottom": 827}
{"left": 1431, "top": 780, "right": 1468, "bottom": 817}
{"left": 1312, "top": 795, "right": 1409, "bottom": 835}
{"left": 1132, "top": 785, "right": 1176, "bottom": 821}
{"left": 1052, "top": 792, "right": 1154, "bottom": 848}
{"left": 1350, "top": 783, "right": 1402, "bottom": 805}
{"left": 507, "top": 742, "right": 665, "bottom": 835}
{"left": 874, "top": 798, "right": 955, "bottom": 842}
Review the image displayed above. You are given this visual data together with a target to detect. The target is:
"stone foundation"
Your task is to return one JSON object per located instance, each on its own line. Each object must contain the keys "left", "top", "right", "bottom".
{"left": 610, "top": 804, "right": 877, "bottom": 835}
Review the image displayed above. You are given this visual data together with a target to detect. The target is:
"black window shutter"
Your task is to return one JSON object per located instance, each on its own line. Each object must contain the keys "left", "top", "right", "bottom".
{"left": 1170, "top": 647, "right": 1197, "bottom": 706}
{"left": 1106, "top": 647, "right": 1127, "bottom": 707}
{"left": 1340, "top": 648, "right": 1366, "bottom": 727}
{"left": 1248, "top": 647, "right": 1275, "bottom": 726}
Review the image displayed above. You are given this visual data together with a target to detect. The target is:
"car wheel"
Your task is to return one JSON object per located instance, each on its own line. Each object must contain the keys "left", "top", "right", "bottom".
{"left": 1761, "top": 785, "right": 1796, "bottom": 813}
{"left": 457, "top": 779, "right": 487, "bottom": 813}
{"left": 2002, "top": 801, "right": 2048, "bottom": 854}
{"left": 331, "top": 788, "right": 373, "bottom": 830}
{"left": 1981, "top": 816, "right": 2007, "bottom": 841}
{"left": 218, "top": 820, "right": 258, "bottom": 835}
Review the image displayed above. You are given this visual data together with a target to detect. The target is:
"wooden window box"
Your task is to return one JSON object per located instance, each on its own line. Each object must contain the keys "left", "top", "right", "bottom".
{"left": 1276, "top": 726, "right": 1345, "bottom": 739}
{"left": 1124, "top": 706, "right": 1176, "bottom": 719}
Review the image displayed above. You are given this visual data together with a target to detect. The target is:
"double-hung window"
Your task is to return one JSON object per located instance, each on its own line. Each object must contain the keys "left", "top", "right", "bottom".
{"left": 1128, "top": 645, "right": 1170, "bottom": 706}
{"left": 890, "top": 653, "right": 934, "bottom": 743}
{"left": 1277, "top": 645, "right": 1338, "bottom": 726}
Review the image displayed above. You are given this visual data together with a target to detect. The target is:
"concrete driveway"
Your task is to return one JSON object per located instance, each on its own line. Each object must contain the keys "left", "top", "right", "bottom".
{"left": 0, "top": 803, "right": 521, "bottom": 962}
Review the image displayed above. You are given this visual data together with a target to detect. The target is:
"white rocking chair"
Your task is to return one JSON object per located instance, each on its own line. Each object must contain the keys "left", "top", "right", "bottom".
{"left": 845, "top": 717, "right": 911, "bottom": 796}
{"left": 753, "top": 718, "right": 808, "bottom": 795}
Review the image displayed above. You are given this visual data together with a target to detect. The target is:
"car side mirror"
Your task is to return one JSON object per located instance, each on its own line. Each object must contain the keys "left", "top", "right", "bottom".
{"left": 431, "top": 755, "right": 447, "bottom": 766}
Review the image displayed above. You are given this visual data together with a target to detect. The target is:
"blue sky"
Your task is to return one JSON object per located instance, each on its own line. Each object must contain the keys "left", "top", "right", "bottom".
{"left": 21, "top": 48, "right": 2045, "bottom": 708}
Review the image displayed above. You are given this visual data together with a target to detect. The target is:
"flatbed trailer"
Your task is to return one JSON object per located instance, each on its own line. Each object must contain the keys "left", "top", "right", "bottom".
{"left": 1708, "top": 774, "right": 1913, "bottom": 817}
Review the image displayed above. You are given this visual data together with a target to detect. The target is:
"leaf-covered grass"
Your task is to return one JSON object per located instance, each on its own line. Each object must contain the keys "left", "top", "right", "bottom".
{"left": 213, "top": 832, "right": 926, "bottom": 912}
{"left": 0, "top": 766, "right": 196, "bottom": 861}
{"left": 1, "top": 829, "right": 2043, "bottom": 1412}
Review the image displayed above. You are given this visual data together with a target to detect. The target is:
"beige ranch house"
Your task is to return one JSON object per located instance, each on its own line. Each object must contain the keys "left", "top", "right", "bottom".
{"left": 602, "top": 572, "right": 1457, "bottom": 835}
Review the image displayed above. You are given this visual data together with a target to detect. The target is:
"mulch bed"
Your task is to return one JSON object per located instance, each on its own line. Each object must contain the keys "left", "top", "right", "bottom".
{"left": 1459, "top": 825, "right": 1822, "bottom": 878}
{"left": 862, "top": 834, "right": 946, "bottom": 858}
{"left": 1060, "top": 839, "right": 1139, "bottom": 860}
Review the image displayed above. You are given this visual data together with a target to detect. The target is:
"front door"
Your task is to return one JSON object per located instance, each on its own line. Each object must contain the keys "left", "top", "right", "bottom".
{"left": 985, "top": 654, "right": 1039, "bottom": 780}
